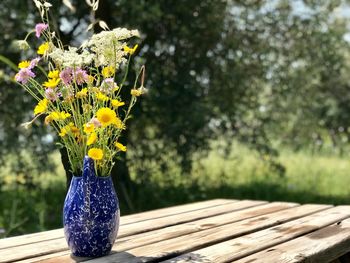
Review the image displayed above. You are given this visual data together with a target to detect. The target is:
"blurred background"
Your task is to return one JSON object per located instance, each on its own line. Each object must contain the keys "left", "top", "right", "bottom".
{"left": 2, "top": 0, "right": 350, "bottom": 237}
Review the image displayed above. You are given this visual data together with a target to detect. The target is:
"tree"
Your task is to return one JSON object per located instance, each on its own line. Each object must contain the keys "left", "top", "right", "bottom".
{"left": 1, "top": 0, "right": 350, "bottom": 210}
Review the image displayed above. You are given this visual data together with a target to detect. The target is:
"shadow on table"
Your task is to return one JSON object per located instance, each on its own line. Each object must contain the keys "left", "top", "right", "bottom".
{"left": 71, "top": 251, "right": 211, "bottom": 262}
{"left": 159, "top": 252, "right": 211, "bottom": 262}
{"left": 70, "top": 251, "right": 140, "bottom": 262}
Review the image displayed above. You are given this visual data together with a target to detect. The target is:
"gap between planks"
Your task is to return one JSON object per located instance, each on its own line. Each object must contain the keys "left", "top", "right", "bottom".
{"left": 2, "top": 199, "right": 264, "bottom": 263}
{"left": 0, "top": 198, "right": 235, "bottom": 250}
{"left": 18, "top": 201, "right": 297, "bottom": 263}
{"left": 159, "top": 205, "right": 350, "bottom": 263}
{"left": 233, "top": 216, "right": 350, "bottom": 263}
{"left": 83, "top": 204, "right": 339, "bottom": 263}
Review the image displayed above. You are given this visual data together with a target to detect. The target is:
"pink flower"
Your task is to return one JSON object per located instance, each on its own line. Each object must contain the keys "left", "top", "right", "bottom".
{"left": 29, "top": 57, "right": 41, "bottom": 69}
{"left": 60, "top": 68, "right": 73, "bottom": 85}
{"left": 45, "top": 88, "right": 58, "bottom": 101}
{"left": 100, "top": 78, "right": 117, "bottom": 94}
{"left": 35, "top": 23, "right": 48, "bottom": 38}
{"left": 73, "top": 68, "right": 88, "bottom": 85}
{"left": 90, "top": 117, "right": 102, "bottom": 128}
{"left": 15, "top": 68, "right": 35, "bottom": 84}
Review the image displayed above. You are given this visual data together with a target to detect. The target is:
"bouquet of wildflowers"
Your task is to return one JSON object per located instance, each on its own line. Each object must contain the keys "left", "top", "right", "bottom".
{"left": 15, "top": 0, "right": 145, "bottom": 177}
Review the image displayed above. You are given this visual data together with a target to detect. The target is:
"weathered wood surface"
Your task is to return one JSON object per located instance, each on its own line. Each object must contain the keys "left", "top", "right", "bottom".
{"left": 1, "top": 199, "right": 350, "bottom": 263}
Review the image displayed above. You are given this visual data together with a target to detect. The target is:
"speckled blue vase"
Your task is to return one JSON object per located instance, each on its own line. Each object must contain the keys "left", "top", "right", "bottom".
{"left": 63, "top": 156, "right": 120, "bottom": 258}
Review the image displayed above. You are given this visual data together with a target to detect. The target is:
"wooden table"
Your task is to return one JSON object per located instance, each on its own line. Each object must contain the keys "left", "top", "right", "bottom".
{"left": 1, "top": 199, "right": 350, "bottom": 262}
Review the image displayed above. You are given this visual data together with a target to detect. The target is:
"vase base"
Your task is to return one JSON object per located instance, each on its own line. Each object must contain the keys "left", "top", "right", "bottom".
{"left": 71, "top": 251, "right": 111, "bottom": 260}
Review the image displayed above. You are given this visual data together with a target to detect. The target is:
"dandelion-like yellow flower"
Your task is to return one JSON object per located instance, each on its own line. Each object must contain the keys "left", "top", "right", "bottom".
{"left": 96, "top": 92, "right": 109, "bottom": 102}
{"left": 34, "top": 99, "right": 49, "bottom": 115}
{"left": 45, "top": 111, "right": 71, "bottom": 124}
{"left": 43, "top": 78, "right": 60, "bottom": 88}
{"left": 96, "top": 107, "right": 118, "bottom": 127}
{"left": 87, "top": 132, "right": 97, "bottom": 146}
{"left": 37, "top": 42, "right": 50, "bottom": 55}
{"left": 115, "top": 142, "right": 127, "bottom": 152}
{"left": 76, "top": 88, "right": 88, "bottom": 98}
{"left": 131, "top": 89, "right": 142, "bottom": 97}
{"left": 88, "top": 148, "right": 103, "bottom": 160}
{"left": 101, "top": 66, "right": 115, "bottom": 78}
{"left": 18, "top": 61, "right": 30, "bottom": 69}
{"left": 123, "top": 44, "right": 138, "bottom": 55}
{"left": 59, "top": 122, "right": 79, "bottom": 137}
{"left": 111, "top": 99, "right": 125, "bottom": 108}
{"left": 48, "top": 70, "right": 60, "bottom": 79}
{"left": 83, "top": 123, "right": 95, "bottom": 134}
{"left": 59, "top": 126, "right": 68, "bottom": 137}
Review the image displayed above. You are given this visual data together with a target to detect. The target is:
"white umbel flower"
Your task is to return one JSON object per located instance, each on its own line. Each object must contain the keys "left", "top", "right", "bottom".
{"left": 49, "top": 47, "right": 94, "bottom": 67}
{"left": 86, "top": 28, "right": 139, "bottom": 68}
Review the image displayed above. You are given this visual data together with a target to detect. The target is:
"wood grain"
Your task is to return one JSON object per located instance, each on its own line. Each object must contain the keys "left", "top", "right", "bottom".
{"left": 22, "top": 202, "right": 296, "bottom": 263}
{"left": 0, "top": 199, "right": 234, "bottom": 250}
{"left": 233, "top": 217, "right": 350, "bottom": 263}
{"left": 159, "top": 206, "right": 350, "bottom": 263}
{"left": 87, "top": 204, "right": 333, "bottom": 263}
{"left": 1, "top": 200, "right": 262, "bottom": 263}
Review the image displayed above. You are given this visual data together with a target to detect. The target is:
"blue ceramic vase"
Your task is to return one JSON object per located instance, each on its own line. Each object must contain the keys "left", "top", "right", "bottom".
{"left": 63, "top": 156, "right": 120, "bottom": 257}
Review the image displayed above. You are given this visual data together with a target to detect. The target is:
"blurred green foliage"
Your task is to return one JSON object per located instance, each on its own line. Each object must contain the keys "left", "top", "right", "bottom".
{"left": 1, "top": 0, "right": 350, "bottom": 235}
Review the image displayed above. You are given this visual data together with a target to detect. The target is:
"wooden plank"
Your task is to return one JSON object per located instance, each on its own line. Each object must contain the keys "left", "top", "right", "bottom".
{"left": 21, "top": 202, "right": 297, "bottom": 263}
{"left": 0, "top": 199, "right": 234, "bottom": 250}
{"left": 118, "top": 199, "right": 267, "bottom": 236}
{"left": 159, "top": 206, "right": 350, "bottom": 263}
{"left": 120, "top": 199, "right": 237, "bottom": 225}
{"left": 233, "top": 217, "right": 350, "bottom": 263}
{"left": 1, "top": 200, "right": 263, "bottom": 263}
{"left": 85, "top": 204, "right": 333, "bottom": 263}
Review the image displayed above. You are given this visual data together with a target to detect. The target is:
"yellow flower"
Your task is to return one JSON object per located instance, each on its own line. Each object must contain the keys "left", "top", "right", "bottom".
{"left": 34, "top": 99, "right": 49, "bottom": 115}
{"left": 43, "top": 78, "right": 60, "bottom": 88}
{"left": 123, "top": 44, "right": 138, "bottom": 55}
{"left": 111, "top": 99, "right": 125, "bottom": 108}
{"left": 115, "top": 118, "right": 125, "bottom": 130}
{"left": 59, "top": 126, "right": 68, "bottom": 137}
{"left": 96, "top": 107, "right": 118, "bottom": 127}
{"left": 45, "top": 111, "right": 71, "bottom": 124}
{"left": 87, "top": 132, "right": 97, "bottom": 146}
{"left": 18, "top": 61, "right": 30, "bottom": 69}
{"left": 96, "top": 92, "right": 109, "bottom": 102}
{"left": 115, "top": 142, "right": 127, "bottom": 152}
{"left": 59, "top": 122, "right": 79, "bottom": 137}
{"left": 101, "top": 66, "right": 115, "bottom": 78}
{"left": 87, "top": 75, "right": 95, "bottom": 84}
{"left": 76, "top": 88, "right": 88, "bottom": 98}
{"left": 37, "top": 42, "right": 50, "bottom": 55}
{"left": 70, "top": 125, "right": 80, "bottom": 137}
{"left": 83, "top": 123, "right": 95, "bottom": 134}
{"left": 88, "top": 148, "right": 103, "bottom": 160}
{"left": 48, "top": 70, "right": 60, "bottom": 79}
{"left": 131, "top": 89, "right": 142, "bottom": 97}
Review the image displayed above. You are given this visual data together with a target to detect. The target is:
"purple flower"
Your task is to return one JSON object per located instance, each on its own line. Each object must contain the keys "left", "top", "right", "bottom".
{"left": 100, "top": 78, "right": 117, "bottom": 93}
{"left": 35, "top": 23, "right": 48, "bottom": 38}
{"left": 73, "top": 68, "right": 89, "bottom": 85}
{"left": 45, "top": 88, "right": 58, "bottom": 101}
{"left": 15, "top": 68, "right": 35, "bottom": 84}
{"left": 60, "top": 67, "right": 73, "bottom": 85}
{"left": 29, "top": 57, "right": 41, "bottom": 69}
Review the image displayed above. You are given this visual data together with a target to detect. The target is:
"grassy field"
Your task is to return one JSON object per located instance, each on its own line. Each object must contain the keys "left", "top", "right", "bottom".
{"left": 1, "top": 144, "right": 350, "bottom": 237}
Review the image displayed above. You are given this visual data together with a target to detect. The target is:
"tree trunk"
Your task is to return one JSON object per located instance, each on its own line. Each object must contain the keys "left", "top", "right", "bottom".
{"left": 60, "top": 147, "right": 73, "bottom": 190}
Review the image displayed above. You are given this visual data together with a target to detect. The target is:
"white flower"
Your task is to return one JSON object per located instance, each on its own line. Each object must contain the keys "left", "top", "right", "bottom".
{"left": 49, "top": 47, "right": 94, "bottom": 67}
{"left": 86, "top": 27, "right": 139, "bottom": 67}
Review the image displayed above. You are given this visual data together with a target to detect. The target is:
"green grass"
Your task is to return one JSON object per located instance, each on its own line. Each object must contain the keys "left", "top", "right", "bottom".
{"left": 1, "top": 144, "right": 350, "bottom": 237}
